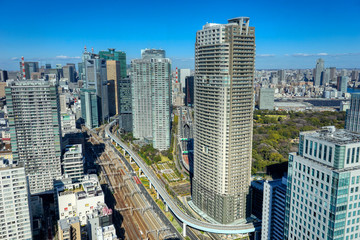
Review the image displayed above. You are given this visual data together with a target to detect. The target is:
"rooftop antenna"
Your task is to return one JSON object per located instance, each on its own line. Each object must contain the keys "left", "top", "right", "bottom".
{"left": 21, "top": 56, "right": 26, "bottom": 80}
{"left": 84, "top": 45, "right": 87, "bottom": 53}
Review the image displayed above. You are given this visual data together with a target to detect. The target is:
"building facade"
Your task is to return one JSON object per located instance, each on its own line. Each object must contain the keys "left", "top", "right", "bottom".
{"left": 261, "top": 177, "right": 287, "bottom": 240}
{"left": 6, "top": 80, "right": 62, "bottom": 194}
{"left": 259, "top": 88, "right": 275, "bottom": 110}
{"left": 62, "top": 144, "right": 84, "bottom": 181}
{"left": 0, "top": 160, "right": 32, "bottom": 240}
{"left": 314, "top": 58, "right": 324, "bottom": 86}
{"left": 106, "top": 60, "right": 121, "bottom": 116}
{"left": 131, "top": 49, "right": 171, "bottom": 150}
{"left": 184, "top": 76, "right": 194, "bottom": 107}
{"left": 346, "top": 93, "right": 360, "bottom": 133}
{"left": 192, "top": 17, "right": 255, "bottom": 224}
{"left": 99, "top": 48, "right": 127, "bottom": 79}
{"left": 284, "top": 126, "right": 360, "bottom": 240}
{"left": 118, "top": 77, "right": 132, "bottom": 132}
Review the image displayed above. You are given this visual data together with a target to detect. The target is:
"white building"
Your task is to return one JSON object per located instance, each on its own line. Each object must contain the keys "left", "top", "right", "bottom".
{"left": 96, "top": 225, "right": 117, "bottom": 240}
{"left": 131, "top": 49, "right": 171, "bottom": 150}
{"left": 178, "top": 68, "right": 191, "bottom": 91}
{"left": 0, "top": 160, "right": 32, "bottom": 240}
{"left": 62, "top": 144, "right": 84, "bottom": 181}
{"left": 56, "top": 175, "right": 104, "bottom": 225}
{"left": 285, "top": 126, "right": 360, "bottom": 240}
{"left": 61, "top": 113, "right": 77, "bottom": 136}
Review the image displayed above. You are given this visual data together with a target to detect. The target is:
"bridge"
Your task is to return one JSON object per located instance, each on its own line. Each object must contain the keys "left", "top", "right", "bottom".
{"left": 105, "top": 120, "right": 261, "bottom": 237}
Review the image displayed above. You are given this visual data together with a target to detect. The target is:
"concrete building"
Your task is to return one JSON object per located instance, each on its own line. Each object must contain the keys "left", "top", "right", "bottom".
{"left": 99, "top": 48, "right": 126, "bottom": 79}
{"left": 58, "top": 217, "right": 81, "bottom": 240}
{"left": 61, "top": 113, "right": 77, "bottom": 135}
{"left": 0, "top": 70, "right": 8, "bottom": 81}
{"left": 96, "top": 225, "right": 117, "bottom": 240}
{"left": 345, "top": 93, "right": 360, "bottom": 132}
{"left": 314, "top": 58, "right": 324, "bottom": 86}
{"left": 55, "top": 175, "right": 105, "bottom": 225}
{"left": 80, "top": 50, "right": 109, "bottom": 128}
{"left": 178, "top": 68, "right": 191, "bottom": 92}
{"left": 63, "top": 64, "right": 75, "bottom": 83}
{"left": 106, "top": 60, "right": 121, "bottom": 116}
{"left": 261, "top": 177, "right": 287, "bottom": 240}
{"left": 330, "top": 67, "right": 337, "bottom": 81}
{"left": 87, "top": 204, "right": 113, "bottom": 240}
{"left": 62, "top": 144, "right": 84, "bottom": 181}
{"left": 259, "top": 88, "right": 275, "bottom": 110}
{"left": 338, "top": 76, "right": 349, "bottom": 96}
{"left": 192, "top": 17, "right": 255, "bottom": 224}
{"left": 118, "top": 77, "right": 132, "bottom": 132}
{"left": 19, "top": 62, "right": 39, "bottom": 80}
{"left": 6, "top": 80, "right": 62, "bottom": 194}
{"left": 0, "top": 160, "right": 32, "bottom": 240}
{"left": 184, "top": 76, "right": 194, "bottom": 107}
{"left": 284, "top": 126, "right": 360, "bottom": 240}
{"left": 131, "top": 49, "right": 171, "bottom": 150}
{"left": 80, "top": 89, "right": 99, "bottom": 128}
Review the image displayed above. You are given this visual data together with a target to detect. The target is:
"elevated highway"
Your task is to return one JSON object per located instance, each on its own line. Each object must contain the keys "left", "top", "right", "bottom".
{"left": 105, "top": 120, "right": 261, "bottom": 237}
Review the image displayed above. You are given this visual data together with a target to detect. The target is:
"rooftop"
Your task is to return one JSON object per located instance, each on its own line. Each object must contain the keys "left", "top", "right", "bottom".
{"left": 58, "top": 216, "right": 80, "bottom": 231}
{"left": 302, "top": 126, "right": 360, "bottom": 145}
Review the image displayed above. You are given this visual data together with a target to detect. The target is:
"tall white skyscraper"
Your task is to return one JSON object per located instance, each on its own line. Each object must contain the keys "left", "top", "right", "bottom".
{"left": 0, "top": 160, "right": 32, "bottom": 240}
{"left": 6, "top": 80, "right": 62, "bottom": 194}
{"left": 193, "top": 17, "right": 255, "bottom": 224}
{"left": 131, "top": 49, "right": 171, "bottom": 150}
{"left": 285, "top": 126, "right": 360, "bottom": 240}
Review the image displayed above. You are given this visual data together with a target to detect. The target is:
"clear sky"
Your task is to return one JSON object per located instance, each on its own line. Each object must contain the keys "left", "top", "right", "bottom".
{"left": 0, "top": 0, "right": 359, "bottom": 71}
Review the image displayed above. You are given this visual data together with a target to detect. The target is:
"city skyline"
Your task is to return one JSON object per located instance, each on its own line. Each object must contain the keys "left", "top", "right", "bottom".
{"left": 0, "top": 0, "right": 359, "bottom": 71}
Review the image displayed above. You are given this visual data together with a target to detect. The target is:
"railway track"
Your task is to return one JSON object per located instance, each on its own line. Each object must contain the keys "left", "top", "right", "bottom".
{"left": 87, "top": 128, "right": 175, "bottom": 240}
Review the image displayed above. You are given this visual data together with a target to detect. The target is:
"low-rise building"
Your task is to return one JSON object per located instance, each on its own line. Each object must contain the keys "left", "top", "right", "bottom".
{"left": 55, "top": 175, "right": 104, "bottom": 225}
{"left": 58, "top": 216, "right": 81, "bottom": 240}
{"left": 62, "top": 144, "right": 84, "bottom": 181}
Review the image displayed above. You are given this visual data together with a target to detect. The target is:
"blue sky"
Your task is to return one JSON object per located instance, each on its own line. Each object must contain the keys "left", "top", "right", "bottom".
{"left": 0, "top": 0, "right": 359, "bottom": 71}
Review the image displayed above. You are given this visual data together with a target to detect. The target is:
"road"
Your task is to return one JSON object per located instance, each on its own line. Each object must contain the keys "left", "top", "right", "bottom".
{"left": 105, "top": 120, "right": 261, "bottom": 235}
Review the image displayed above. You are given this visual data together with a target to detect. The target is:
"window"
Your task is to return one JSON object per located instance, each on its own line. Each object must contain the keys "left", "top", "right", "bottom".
{"left": 319, "top": 144, "right": 322, "bottom": 159}
{"left": 314, "top": 142, "right": 318, "bottom": 156}
{"left": 305, "top": 140, "right": 309, "bottom": 154}
{"left": 310, "top": 141, "right": 313, "bottom": 155}
{"left": 324, "top": 145, "right": 327, "bottom": 160}
{"left": 347, "top": 148, "right": 351, "bottom": 164}
{"left": 329, "top": 147, "right": 333, "bottom": 162}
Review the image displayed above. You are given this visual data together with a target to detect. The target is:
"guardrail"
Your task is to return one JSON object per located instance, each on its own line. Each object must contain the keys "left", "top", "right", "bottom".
{"left": 105, "top": 120, "right": 261, "bottom": 236}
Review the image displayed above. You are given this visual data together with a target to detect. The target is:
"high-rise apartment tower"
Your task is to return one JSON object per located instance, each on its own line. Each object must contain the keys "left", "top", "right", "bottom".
{"left": 192, "top": 17, "right": 255, "bottom": 224}
{"left": 6, "top": 80, "right": 62, "bottom": 194}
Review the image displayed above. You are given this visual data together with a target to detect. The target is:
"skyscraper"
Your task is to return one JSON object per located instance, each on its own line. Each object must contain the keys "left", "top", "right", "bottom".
{"left": 106, "top": 60, "right": 121, "bottom": 116}
{"left": 6, "top": 80, "right": 62, "bottom": 194}
{"left": 192, "top": 17, "right": 255, "bottom": 224}
{"left": 0, "top": 160, "right": 32, "bottom": 240}
{"left": 184, "top": 76, "right": 194, "bottom": 107}
{"left": 62, "top": 64, "right": 75, "bottom": 82}
{"left": 314, "top": 58, "right": 324, "bottom": 86}
{"left": 178, "top": 68, "right": 191, "bottom": 92}
{"left": 99, "top": 48, "right": 126, "bottom": 78}
{"left": 118, "top": 77, "right": 132, "bottom": 132}
{"left": 284, "top": 126, "right": 360, "bottom": 240}
{"left": 345, "top": 93, "right": 360, "bottom": 132}
{"left": 80, "top": 50, "right": 109, "bottom": 128}
{"left": 131, "top": 49, "right": 171, "bottom": 150}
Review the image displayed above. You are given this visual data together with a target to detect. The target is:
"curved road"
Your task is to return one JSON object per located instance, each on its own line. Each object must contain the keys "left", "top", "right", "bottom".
{"left": 105, "top": 121, "right": 261, "bottom": 235}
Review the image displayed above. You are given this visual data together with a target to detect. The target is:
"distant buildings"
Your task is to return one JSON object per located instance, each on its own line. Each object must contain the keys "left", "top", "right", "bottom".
{"left": 314, "top": 58, "right": 324, "bottom": 86}
{"left": 0, "top": 160, "right": 32, "bottom": 240}
{"left": 184, "top": 76, "right": 194, "bottom": 107}
{"left": 261, "top": 177, "right": 287, "bottom": 240}
{"left": 259, "top": 88, "right": 275, "bottom": 110}
{"left": 6, "top": 80, "right": 62, "bottom": 194}
{"left": 99, "top": 48, "right": 127, "bottom": 78}
{"left": 62, "top": 64, "right": 76, "bottom": 83}
{"left": 345, "top": 93, "right": 360, "bottom": 132}
{"left": 131, "top": 49, "right": 171, "bottom": 150}
{"left": 19, "top": 62, "right": 39, "bottom": 80}
{"left": 0, "top": 70, "right": 8, "bottom": 81}
{"left": 106, "top": 60, "right": 121, "bottom": 116}
{"left": 284, "top": 126, "right": 360, "bottom": 240}
{"left": 178, "top": 68, "right": 191, "bottom": 92}
{"left": 80, "top": 50, "right": 109, "bottom": 128}
{"left": 193, "top": 17, "right": 255, "bottom": 224}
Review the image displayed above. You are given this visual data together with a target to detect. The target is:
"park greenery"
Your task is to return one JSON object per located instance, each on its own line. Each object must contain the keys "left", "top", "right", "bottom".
{"left": 252, "top": 110, "right": 346, "bottom": 175}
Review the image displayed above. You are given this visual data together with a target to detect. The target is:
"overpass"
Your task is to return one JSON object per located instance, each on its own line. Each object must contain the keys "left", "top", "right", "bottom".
{"left": 105, "top": 120, "right": 261, "bottom": 237}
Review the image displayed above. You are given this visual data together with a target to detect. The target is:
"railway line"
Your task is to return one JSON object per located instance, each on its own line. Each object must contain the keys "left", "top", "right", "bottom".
{"left": 87, "top": 128, "right": 177, "bottom": 240}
